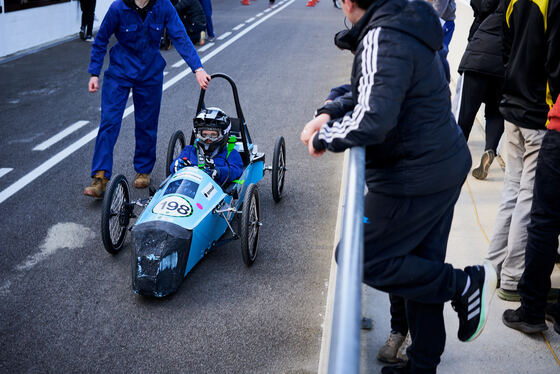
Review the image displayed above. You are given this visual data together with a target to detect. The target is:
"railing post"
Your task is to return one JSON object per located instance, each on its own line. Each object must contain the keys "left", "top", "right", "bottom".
{"left": 327, "top": 147, "right": 365, "bottom": 374}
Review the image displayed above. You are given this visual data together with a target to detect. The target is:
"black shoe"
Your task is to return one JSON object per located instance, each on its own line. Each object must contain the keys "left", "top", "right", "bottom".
{"left": 503, "top": 307, "right": 547, "bottom": 334}
{"left": 79, "top": 26, "right": 86, "bottom": 40}
{"left": 452, "top": 261, "right": 497, "bottom": 342}
{"left": 381, "top": 363, "right": 410, "bottom": 374}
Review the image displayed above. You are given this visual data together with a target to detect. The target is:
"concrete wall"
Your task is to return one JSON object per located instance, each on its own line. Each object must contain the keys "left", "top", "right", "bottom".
{"left": 0, "top": 0, "right": 112, "bottom": 58}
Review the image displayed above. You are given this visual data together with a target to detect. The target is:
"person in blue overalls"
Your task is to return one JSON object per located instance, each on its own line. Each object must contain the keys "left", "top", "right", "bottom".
{"left": 170, "top": 107, "right": 243, "bottom": 186}
{"left": 84, "top": 0, "right": 211, "bottom": 198}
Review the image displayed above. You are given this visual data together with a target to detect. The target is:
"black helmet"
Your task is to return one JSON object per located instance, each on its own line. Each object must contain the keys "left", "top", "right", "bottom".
{"left": 193, "top": 107, "right": 231, "bottom": 153}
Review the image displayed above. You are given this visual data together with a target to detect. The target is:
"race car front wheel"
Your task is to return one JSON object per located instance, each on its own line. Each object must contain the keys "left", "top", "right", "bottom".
{"left": 240, "top": 183, "right": 260, "bottom": 266}
{"left": 271, "top": 136, "right": 286, "bottom": 203}
{"left": 101, "top": 174, "right": 130, "bottom": 254}
{"left": 166, "top": 130, "right": 186, "bottom": 177}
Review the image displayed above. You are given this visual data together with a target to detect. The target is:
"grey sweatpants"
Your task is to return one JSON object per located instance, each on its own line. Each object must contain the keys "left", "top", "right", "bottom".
{"left": 486, "top": 121, "right": 546, "bottom": 290}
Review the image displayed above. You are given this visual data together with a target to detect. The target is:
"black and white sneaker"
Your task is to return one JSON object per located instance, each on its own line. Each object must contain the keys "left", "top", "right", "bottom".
{"left": 452, "top": 261, "right": 497, "bottom": 342}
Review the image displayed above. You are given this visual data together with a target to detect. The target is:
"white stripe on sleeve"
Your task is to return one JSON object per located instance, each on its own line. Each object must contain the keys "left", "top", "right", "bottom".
{"left": 318, "top": 27, "right": 381, "bottom": 143}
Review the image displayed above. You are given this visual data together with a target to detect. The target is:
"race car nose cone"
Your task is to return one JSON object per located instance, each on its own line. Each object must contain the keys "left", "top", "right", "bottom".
{"left": 131, "top": 221, "right": 192, "bottom": 297}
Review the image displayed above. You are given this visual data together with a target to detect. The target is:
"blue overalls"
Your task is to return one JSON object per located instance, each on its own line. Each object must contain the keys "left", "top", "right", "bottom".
{"left": 88, "top": 0, "right": 202, "bottom": 179}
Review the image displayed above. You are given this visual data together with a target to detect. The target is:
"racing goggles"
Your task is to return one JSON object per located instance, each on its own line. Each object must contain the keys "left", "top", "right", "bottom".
{"left": 196, "top": 128, "right": 223, "bottom": 143}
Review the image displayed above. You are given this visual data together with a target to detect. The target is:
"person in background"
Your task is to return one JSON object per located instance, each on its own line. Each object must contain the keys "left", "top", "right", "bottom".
{"left": 79, "top": 0, "right": 97, "bottom": 42}
{"left": 502, "top": 93, "right": 560, "bottom": 334}
{"left": 198, "top": 0, "right": 215, "bottom": 42}
{"left": 428, "top": 0, "right": 456, "bottom": 80}
{"left": 455, "top": 0, "right": 504, "bottom": 180}
{"left": 485, "top": 0, "right": 559, "bottom": 302}
{"left": 175, "top": 0, "right": 208, "bottom": 45}
{"left": 84, "top": 0, "right": 211, "bottom": 198}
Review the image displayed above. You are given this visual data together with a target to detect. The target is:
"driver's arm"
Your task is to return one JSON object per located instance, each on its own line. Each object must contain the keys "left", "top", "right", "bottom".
{"left": 213, "top": 151, "right": 244, "bottom": 185}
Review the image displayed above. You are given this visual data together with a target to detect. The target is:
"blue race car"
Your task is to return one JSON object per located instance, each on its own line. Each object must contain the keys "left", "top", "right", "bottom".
{"left": 100, "top": 74, "right": 287, "bottom": 297}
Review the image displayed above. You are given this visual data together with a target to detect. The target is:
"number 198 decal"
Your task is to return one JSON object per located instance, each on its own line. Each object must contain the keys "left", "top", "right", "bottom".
{"left": 152, "top": 195, "right": 193, "bottom": 217}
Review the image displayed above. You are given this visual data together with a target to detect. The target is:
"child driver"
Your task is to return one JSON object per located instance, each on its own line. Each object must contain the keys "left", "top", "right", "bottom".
{"left": 170, "top": 107, "right": 243, "bottom": 186}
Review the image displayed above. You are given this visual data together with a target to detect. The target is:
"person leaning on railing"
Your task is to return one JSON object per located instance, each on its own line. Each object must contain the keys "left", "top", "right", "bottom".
{"left": 300, "top": 0, "right": 498, "bottom": 372}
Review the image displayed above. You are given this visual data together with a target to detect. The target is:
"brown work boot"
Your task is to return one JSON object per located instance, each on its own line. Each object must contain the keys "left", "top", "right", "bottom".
{"left": 84, "top": 171, "right": 108, "bottom": 198}
{"left": 134, "top": 173, "right": 150, "bottom": 189}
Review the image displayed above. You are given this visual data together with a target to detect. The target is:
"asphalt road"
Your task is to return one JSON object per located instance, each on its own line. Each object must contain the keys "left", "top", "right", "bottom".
{"left": 0, "top": 1, "right": 352, "bottom": 372}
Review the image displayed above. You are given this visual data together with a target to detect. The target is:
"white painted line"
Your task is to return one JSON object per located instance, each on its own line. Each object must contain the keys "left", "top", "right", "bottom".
{"left": 197, "top": 42, "right": 214, "bottom": 52}
{"left": 0, "top": 128, "right": 99, "bottom": 204}
{"left": 0, "top": 0, "right": 296, "bottom": 206}
{"left": 163, "top": 71, "right": 169, "bottom": 76}
{"left": 172, "top": 60, "right": 186, "bottom": 68}
{"left": 246, "top": 17, "right": 256, "bottom": 23}
{"left": 256, "top": 12, "right": 264, "bottom": 17}
{"left": 32, "top": 121, "right": 90, "bottom": 151}
{"left": 0, "top": 168, "right": 13, "bottom": 179}
{"left": 217, "top": 31, "right": 232, "bottom": 41}
{"left": 233, "top": 23, "right": 245, "bottom": 31}
{"left": 264, "top": 8, "right": 271, "bottom": 12}
{"left": 458, "top": 0, "right": 470, "bottom": 6}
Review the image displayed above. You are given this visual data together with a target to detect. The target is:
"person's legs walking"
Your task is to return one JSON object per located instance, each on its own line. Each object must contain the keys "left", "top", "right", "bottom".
{"left": 483, "top": 78, "right": 504, "bottom": 154}
{"left": 515, "top": 131, "right": 560, "bottom": 314}
{"left": 486, "top": 121, "right": 524, "bottom": 280}
{"left": 198, "top": 0, "right": 214, "bottom": 38}
{"left": 472, "top": 77, "right": 504, "bottom": 180}
{"left": 499, "top": 126, "right": 546, "bottom": 297}
{"left": 86, "top": 0, "right": 96, "bottom": 38}
{"left": 503, "top": 130, "right": 560, "bottom": 332}
{"left": 456, "top": 72, "right": 485, "bottom": 141}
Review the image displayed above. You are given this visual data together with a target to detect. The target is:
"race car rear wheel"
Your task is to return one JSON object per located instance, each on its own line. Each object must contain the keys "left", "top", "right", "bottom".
{"left": 166, "top": 130, "right": 186, "bottom": 177}
{"left": 240, "top": 183, "right": 260, "bottom": 266}
{"left": 271, "top": 136, "right": 286, "bottom": 203}
{"left": 101, "top": 174, "right": 130, "bottom": 254}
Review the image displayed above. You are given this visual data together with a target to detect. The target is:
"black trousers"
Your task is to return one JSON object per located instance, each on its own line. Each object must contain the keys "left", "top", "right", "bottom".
{"left": 457, "top": 71, "right": 504, "bottom": 153}
{"left": 80, "top": 0, "right": 96, "bottom": 36}
{"left": 390, "top": 294, "right": 408, "bottom": 335}
{"left": 362, "top": 185, "right": 468, "bottom": 373}
{"left": 518, "top": 130, "right": 560, "bottom": 320}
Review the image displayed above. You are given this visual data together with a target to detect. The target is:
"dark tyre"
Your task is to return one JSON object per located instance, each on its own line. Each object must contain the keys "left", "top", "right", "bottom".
{"left": 101, "top": 175, "right": 130, "bottom": 254}
{"left": 333, "top": 0, "right": 341, "bottom": 8}
{"left": 271, "top": 136, "right": 286, "bottom": 203}
{"left": 166, "top": 130, "right": 186, "bottom": 177}
{"left": 240, "top": 184, "right": 260, "bottom": 266}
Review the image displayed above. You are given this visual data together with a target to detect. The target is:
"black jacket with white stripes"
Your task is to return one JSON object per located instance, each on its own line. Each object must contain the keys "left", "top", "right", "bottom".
{"left": 313, "top": 0, "right": 471, "bottom": 197}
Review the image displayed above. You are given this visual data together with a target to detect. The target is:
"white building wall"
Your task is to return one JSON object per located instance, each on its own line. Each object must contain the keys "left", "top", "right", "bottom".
{"left": 0, "top": 0, "right": 112, "bottom": 58}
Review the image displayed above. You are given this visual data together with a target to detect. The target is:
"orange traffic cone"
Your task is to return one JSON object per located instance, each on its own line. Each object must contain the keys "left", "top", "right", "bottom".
{"left": 306, "top": 0, "right": 316, "bottom": 6}
{"left": 241, "top": 0, "right": 250, "bottom": 5}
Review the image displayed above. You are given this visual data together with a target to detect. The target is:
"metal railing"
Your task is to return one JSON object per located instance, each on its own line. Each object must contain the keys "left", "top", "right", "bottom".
{"left": 327, "top": 147, "right": 366, "bottom": 374}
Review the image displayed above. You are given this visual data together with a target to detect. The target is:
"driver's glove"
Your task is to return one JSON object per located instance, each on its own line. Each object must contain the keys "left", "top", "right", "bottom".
{"left": 203, "top": 166, "right": 219, "bottom": 180}
{"left": 173, "top": 157, "right": 190, "bottom": 173}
